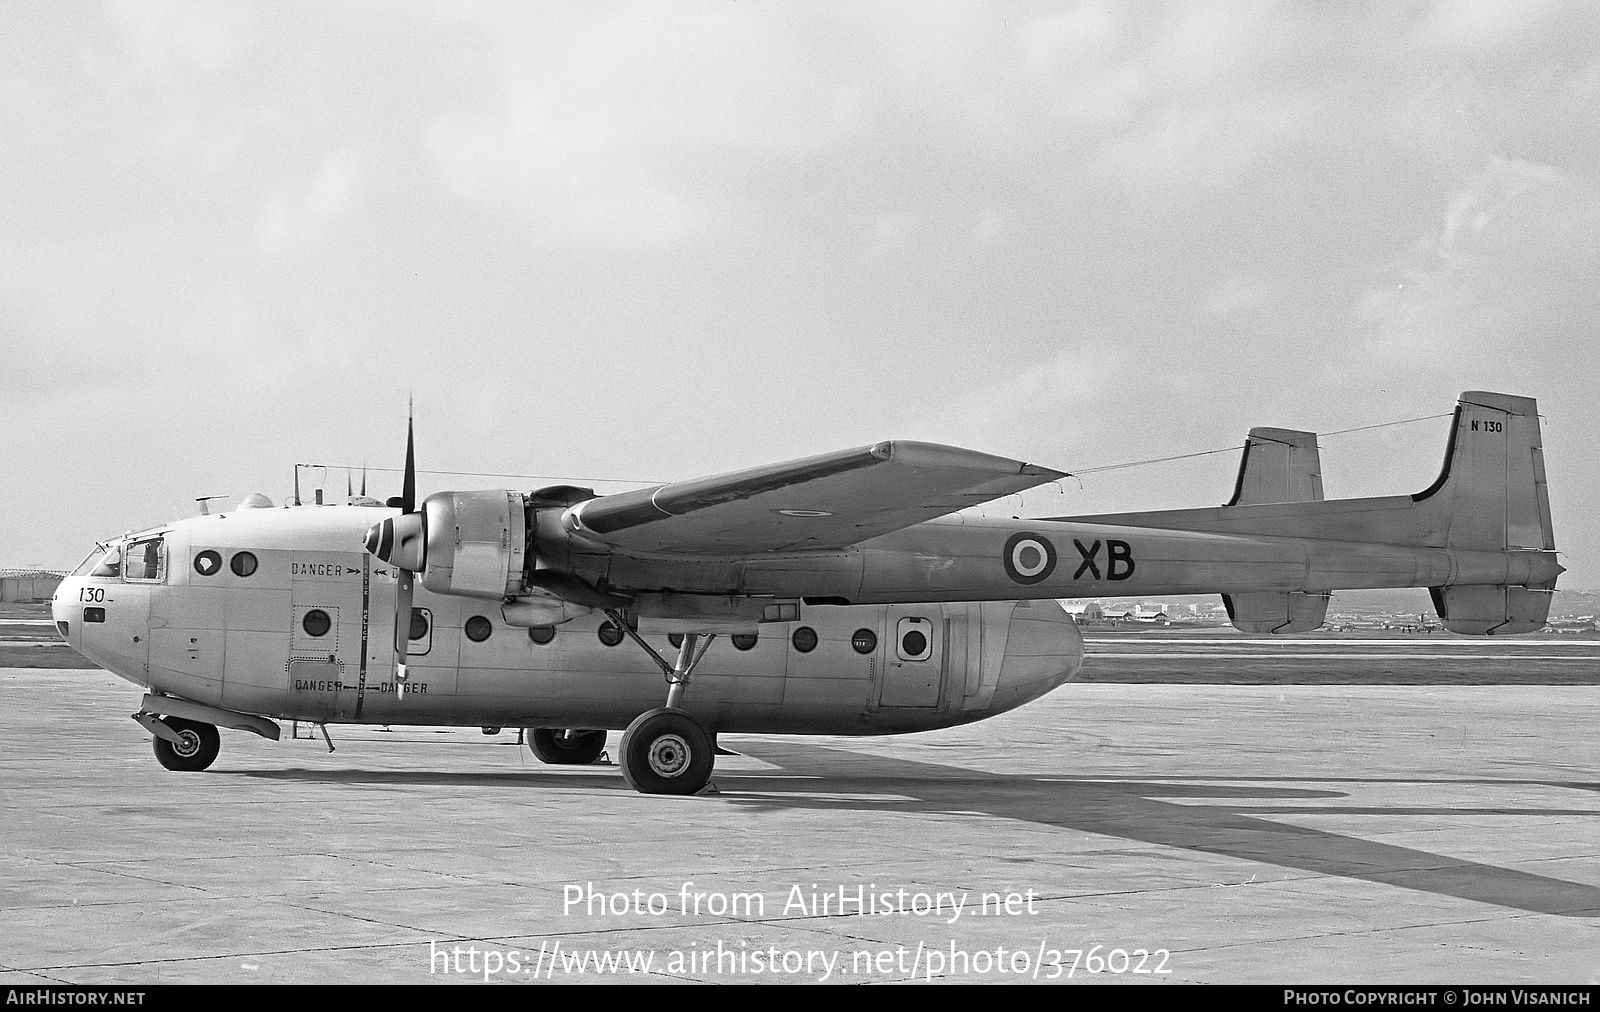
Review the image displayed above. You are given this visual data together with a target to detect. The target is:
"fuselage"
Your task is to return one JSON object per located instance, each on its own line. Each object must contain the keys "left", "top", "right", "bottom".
{"left": 52, "top": 505, "right": 1084, "bottom": 736}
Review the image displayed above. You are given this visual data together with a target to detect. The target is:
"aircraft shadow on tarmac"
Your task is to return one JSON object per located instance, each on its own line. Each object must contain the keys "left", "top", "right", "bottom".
{"left": 227, "top": 744, "right": 1600, "bottom": 919}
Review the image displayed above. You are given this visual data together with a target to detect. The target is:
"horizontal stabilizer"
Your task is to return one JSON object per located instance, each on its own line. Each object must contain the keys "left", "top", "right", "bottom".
{"left": 1223, "top": 591, "right": 1331, "bottom": 634}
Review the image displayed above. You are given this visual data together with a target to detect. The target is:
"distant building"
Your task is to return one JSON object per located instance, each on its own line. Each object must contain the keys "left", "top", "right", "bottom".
{"left": 1, "top": 570, "right": 63, "bottom": 603}
{"left": 1060, "top": 601, "right": 1104, "bottom": 623}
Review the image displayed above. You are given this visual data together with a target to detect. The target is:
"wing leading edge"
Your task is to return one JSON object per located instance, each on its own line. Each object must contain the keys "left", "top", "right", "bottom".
{"left": 567, "top": 441, "right": 1066, "bottom": 555}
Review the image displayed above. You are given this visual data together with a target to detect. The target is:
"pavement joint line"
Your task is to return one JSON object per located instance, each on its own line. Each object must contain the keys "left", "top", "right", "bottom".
{"left": 15, "top": 935, "right": 498, "bottom": 973}
{"left": 263, "top": 899, "right": 450, "bottom": 938}
{"left": 0, "top": 971, "right": 73, "bottom": 985}
{"left": 13, "top": 860, "right": 215, "bottom": 897}
{"left": 304, "top": 854, "right": 499, "bottom": 885}
{"left": 1165, "top": 909, "right": 1564, "bottom": 958}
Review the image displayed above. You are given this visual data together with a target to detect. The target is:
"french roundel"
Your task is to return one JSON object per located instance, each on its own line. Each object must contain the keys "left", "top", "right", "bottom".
{"left": 1002, "top": 532, "right": 1057, "bottom": 585}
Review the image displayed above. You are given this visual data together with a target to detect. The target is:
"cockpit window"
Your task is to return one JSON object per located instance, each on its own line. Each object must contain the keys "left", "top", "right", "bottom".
{"left": 72, "top": 547, "right": 109, "bottom": 578}
{"left": 87, "top": 546, "right": 122, "bottom": 579}
{"left": 122, "top": 537, "right": 165, "bottom": 582}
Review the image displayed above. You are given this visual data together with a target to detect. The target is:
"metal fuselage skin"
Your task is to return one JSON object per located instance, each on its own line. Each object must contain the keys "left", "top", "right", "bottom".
{"left": 52, "top": 506, "right": 1084, "bottom": 736}
{"left": 588, "top": 510, "right": 1561, "bottom": 605}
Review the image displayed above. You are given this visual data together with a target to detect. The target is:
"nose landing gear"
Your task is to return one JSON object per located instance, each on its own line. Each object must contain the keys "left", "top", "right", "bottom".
{"left": 149, "top": 716, "right": 220, "bottom": 772}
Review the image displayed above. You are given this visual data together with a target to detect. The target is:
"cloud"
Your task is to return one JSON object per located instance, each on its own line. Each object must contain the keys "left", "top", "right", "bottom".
{"left": 1437, "top": 156, "right": 1566, "bottom": 252}
{"left": 1200, "top": 275, "right": 1262, "bottom": 317}
{"left": 927, "top": 341, "right": 1128, "bottom": 455}
{"left": 1354, "top": 155, "right": 1578, "bottom": 359}
{"left": 425, "top": 5, "right": 867, "bottom": 246}
{"left": 103, "top": 0, "right": 254, "bottom": 75}
{"left": 1415, "top": 0, "right": 1582, "bottom": 51}
{"left": 257, "top": 148, "right": 361, "bottom": 251}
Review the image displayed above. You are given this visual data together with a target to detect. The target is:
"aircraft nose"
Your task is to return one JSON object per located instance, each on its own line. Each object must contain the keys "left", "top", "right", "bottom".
{"left": 51, "top": 579, "right": 76, "bottom": 643}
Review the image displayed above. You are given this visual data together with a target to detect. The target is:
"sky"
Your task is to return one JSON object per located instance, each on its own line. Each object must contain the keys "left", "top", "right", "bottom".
{"left": 2, "top": 1, "right": 1597, "bottom": 587}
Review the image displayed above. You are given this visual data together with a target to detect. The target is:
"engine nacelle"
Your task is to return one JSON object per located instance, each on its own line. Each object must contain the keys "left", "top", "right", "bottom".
{"left": 418, "top": 490, "right": 527, "bottom": 600}
{"left": 367, "top": 490, "right": 528, "bottom": 600}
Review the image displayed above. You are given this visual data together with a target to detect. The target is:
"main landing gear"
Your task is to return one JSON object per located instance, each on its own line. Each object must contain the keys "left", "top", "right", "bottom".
{"left": 620, "top": 708, "right": 714, "bottom": 794}
{"left": 606, "top": 610, "right": 719, "bottom": 796}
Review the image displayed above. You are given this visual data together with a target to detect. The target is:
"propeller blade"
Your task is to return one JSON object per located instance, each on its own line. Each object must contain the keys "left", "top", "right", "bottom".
{"left": 401, "top": 398, "right": 416, "bottom": 514}
{"left": 395, "top": 398, "right": 417, "bottom": 695}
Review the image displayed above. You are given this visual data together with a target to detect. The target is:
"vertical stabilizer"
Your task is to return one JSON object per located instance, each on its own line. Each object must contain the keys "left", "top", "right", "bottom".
{"left": 1417, "top": 392, "right": 1558, "bottom": 634}
{"left": 1223, "top": 428, "right": 1328, "bottom": 632}
{"left": 1226, "top": 428, "right": 1324, "bottom": 506}
{"left": 1413, "top": 392, "right": 1554, "bottom": 552}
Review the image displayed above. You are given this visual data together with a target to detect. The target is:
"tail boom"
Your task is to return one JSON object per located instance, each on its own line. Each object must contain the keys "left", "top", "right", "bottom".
{"left": 1031, "top": 391, "right": 1561, "bottom": 634}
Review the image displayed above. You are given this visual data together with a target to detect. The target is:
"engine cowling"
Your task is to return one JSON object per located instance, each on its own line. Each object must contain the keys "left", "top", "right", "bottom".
{"left": 364, "top": 490, "right": 527, "bottom": 600}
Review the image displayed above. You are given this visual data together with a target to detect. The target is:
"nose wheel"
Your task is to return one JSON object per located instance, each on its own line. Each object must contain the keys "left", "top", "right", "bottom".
{"left": 620, "top": 708, "right": 714, "bottom": 795}
{"left": 151, "top": 717, "right": 220, "bottom": 772}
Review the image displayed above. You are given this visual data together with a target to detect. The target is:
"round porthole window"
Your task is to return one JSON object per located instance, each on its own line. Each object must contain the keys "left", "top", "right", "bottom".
{"left": 598, "top": 621, "right": 624, "bottom": 647}
{"left": 791, "top": 626, "right": 818, "bottom": 653}
{"left": 192, "top": 550, "right": 222, "bottom": 576}
{"left": 409, "top": 609, "right": 430, "bottom": 641}
{"left": 302, "top": 609, "right": 331, "bottom": 637}
{"left": 851, "top": 628, "right": 877, "bottom": 654}
{"left": 464, "top": 615, "right": 493, "bottom": 642}
{"left": 229, "top": 551, "right": 258, "bottom": 577}
{"left": 901, "top": 629, "right": 928, "bottom": 657}
{"left": 528, "top": 625, "right": 556, "bottom": 645}
{"left": 731, "top": 632, "right": 758, "bottom": 651}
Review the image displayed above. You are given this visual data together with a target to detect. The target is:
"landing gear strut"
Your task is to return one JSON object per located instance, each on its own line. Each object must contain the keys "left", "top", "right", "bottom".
{"left": 606, "top": 611, "right": 718, "bottom": 796}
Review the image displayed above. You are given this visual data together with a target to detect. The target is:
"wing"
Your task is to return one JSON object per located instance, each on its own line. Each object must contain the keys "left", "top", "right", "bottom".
{"left": 566, "top": 441, "right": 1065, "bottom": 555}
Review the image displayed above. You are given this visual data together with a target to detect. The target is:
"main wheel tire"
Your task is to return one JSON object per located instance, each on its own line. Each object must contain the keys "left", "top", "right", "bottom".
{"left": 152, "top": 717, "right": 220, "bottom": 772}
{"left": 527, "top": 727, "right": 607, "bottom": 765}
{"left": 619, "top": 708, "right": 713, "bottom": 795}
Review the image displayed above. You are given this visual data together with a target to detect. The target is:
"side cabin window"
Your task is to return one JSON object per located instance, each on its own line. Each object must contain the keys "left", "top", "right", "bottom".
{"left": 122, "top": 537, "right": 166, "bottom": 583}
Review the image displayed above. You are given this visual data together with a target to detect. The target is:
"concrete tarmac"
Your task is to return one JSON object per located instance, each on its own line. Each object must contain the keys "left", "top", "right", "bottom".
{"left": 1, "top": 665, "right": 1596, "bottom": 985}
